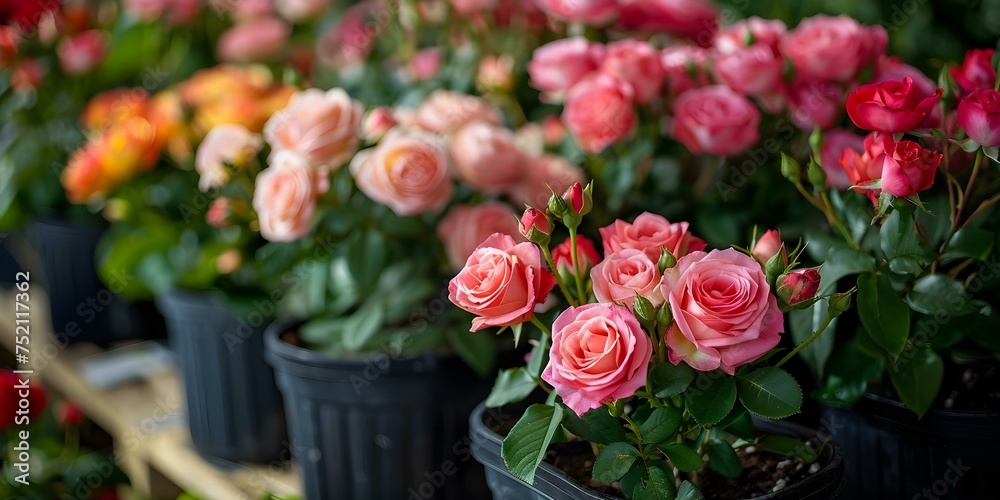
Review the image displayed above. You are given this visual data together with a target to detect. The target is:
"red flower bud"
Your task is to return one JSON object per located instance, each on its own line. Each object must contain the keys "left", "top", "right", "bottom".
{"left": 519, "top": 207, "right": 550, "bottom": 240}
{"left": 752, "top": 229, "right": 786, "bottom": 265}
{"left": 778, "top": 268, "right": 821, "bottom": 306}
{"left": 58, "top": 401, "right": 85, "bottom": 426}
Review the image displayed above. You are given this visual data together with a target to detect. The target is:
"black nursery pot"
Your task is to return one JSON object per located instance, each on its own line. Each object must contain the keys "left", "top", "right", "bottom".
{"left": 469, "top": 402, "right": 845, "bottom": 500}
{"left": 157, "top": 290, "right": 287, "bottom": 463}
{"left": 264, "top": 318, "right": 493, "bottom": 500}
{"left": 0, "top": 231, "right": 24, "bottom": 288}
{"left": 822, "top": 393, "right": 1000, "bottom": 499}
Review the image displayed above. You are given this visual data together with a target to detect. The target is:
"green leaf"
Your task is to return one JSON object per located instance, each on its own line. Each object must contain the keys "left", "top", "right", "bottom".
{"left": 942, "top": 228, "right": 994, "bottom": 262}
{"left": 677, "top": 481, "right": 705, "bottom": 500}
{"left": 756, "top": 435, "right": 818, "bottom": 464}
{"left": 445, "top": 329, "right": 495, "bottom": 378}
{"left": 819, "top": 247, "right": 876, "bottom": 292}
{"left": 736, "top": 367, "right": 802, "bottom": 419}
{"left": 649, "top": 362, "right": 695, "bottom": 398}
{"left": 816, "top": 336, "right": 883, "bottom": 404}
{"left": 857, "top": 272, "right": 910, "bottom": 358}
{"left": 905, "top": 274, "right": 976, "bottom": 316}
{"left": 707, "top": 439, "right": 741, "bottom": 478}
{"left": 829, "top": 189, "right": 875, "bottom": 243}
{"left": 663, "top": 443, "right": 703, "bottom": 472}
{"left": 527, "top": 333, "right": 550, "bottom": 377}
{"left": 345, "top": 228, "right": 388, "bottom": 295}
{"left": 592, "top": 442, "right": 640, "bottom": 483}
{"left": 639, "top": 407, "right": 683, "bottom": 445}
{"left": 485, "top": 368, "right": 538, "bottom": 408}
{"left": 718, "top": 404, "right": 756, "bottom": 441}
{"left": 632, "top": 466, "right": 677, "bottom": 500}
{"left": 683, "top": 373, "right": 737, "bottom": 426}
{"left": 880, "top": 205, "right": 928, "bottom": 271}
{"left": 562, "top": 406, "right": 628, "bottom": 445}
{"left": 340, "top": 303, "right": 385, "bottom": 352}
{"left": 502, "top": 403, "right": 564, "bottom": 485}
{"left": 789, "top": 298, "right": 837, "bottom": 379}
{"left": 887, "top": 346, "right": 943, "bottom": 419}
{"left": 916, "top": 195, "right": 952, "bottom": 248}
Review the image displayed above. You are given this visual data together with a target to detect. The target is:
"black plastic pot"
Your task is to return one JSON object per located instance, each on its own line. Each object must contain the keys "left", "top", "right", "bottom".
{"left": 470, "top": 402, "right": 845, "bottom": 500}
{"left": 264, "top": 318, "right": 493, "bottom": 500}
{"left": 822, "top": 393, "right": 1000, "bottom": 499}
{"left": 157, "top": 290, "right": 287, "bottom": 463}
{"left": 0, "top": 231, "right": 24, "bottom": 288}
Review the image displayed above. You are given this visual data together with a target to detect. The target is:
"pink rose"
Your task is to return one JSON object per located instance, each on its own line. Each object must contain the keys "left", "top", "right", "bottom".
{"left": 784, "top": 79, "right": 842, "bottom": 131}
{"left": 820, "top": 129, "right": 865, "bottom": 189}
{"left": 448, "top": 233, "right": 556, "bottom": 331}
{"left": 528, "top": 38, "right": 604, "bottom": 102}
{"left": 315, "top": 2, "right": 376, "bottom": 67}
{"left": 951, "top": 49, "right": 996, "bottom": 97}
{"left": 600, "top": 39, "right": 665, "bottom": 104}
{"left": 660, "top": 45, "right": 711, "bottom": 96}
{"left": 958, "top": 89, "right": 1000, "bottom": 148}
{"left": 661, "top": 249, "right": 783, "bottom": 374}
{"left": 591, "top": 249, "right": 665, "bottom": 308}
{"left": 409, "top": 48, "right": 443, "bottom": 82}
{"left": 599, "top": 212, "right": 706, "bottom": 262}
{"left": 846, "top": 77, "right": 942, "bottom": 134}
{"left": 350, "top": 128, "right": 454, "bottom": 216}
{"left": 57, "top": 30, "right": 107, "bottom": 75}
{"left": 264, "top": 88, "right": 363, "bottom": 171}
{"left": 751, "top": 229, "right": 784, "bottom": 264}
{"left": 519, "top": 207, "right": 550, "bottom": 238}
{"left": 478, "top": 54, "right": 514, "bottom": 91}
{"left": 274, "top": 0, "right": 327, "bottom": 22}
{"left": 531, "top": 0, "right": 618, "bottom": 26}
{"left": 778, "top": 268, "right": 821, "bottom": 306}
{"left": 508, "top": 154, "right": 586, "bottom": 209}
{"left": 873, "top": 57, "right": 938, "bottom": 100}
{"left": 780, "top": 15, "right": 878, "bottom": 82}
{"left": 450, "top": 122, "right": 526, "bottom": 191}
{"left": 563, "top": 74, "right": 635, "bottom": 153}
{"left": 541, "top": 303, "right": 653, "bottom": 416}
{"left": 438, "top": 202, "right": 521, "bottom": 271}
{"left": 714, "top": 17, "right": 786, "bottom": 55}
{"left": 450, "top": 0, "right": 499, "bottom": 16}
{"left": 713, "top": 43, "right": 784, "bottom": 97}
{"left": 206, "top": 198, "right": 232, "bottom": 228}
{"left": 412, "top": 90, "right": 502, "bottom": 134}
{"left": 362, "top": 107, "right": 397, "bottom": 142}
{"left": 839, "top": 132, "right": 893, "bottom": 203}
{"left": 672, "top": 85, "right": 761, "bottom": 156}
{"left": 552, "top": 235, "right": 602, "bottom": 276}
{"left": 878, "top": 140, "right": 942, "bottom": 198}
{"left": 195, "top": 124, "right": 264, "bottom": 191}
{"left": 253, "top": 150, "right": 317, "bottom": 242}
{"left": 217, "top": 17, "right": 291, "bottom": 62}
{"left": 618, "top": 0, "right": 719, "bottom": 42}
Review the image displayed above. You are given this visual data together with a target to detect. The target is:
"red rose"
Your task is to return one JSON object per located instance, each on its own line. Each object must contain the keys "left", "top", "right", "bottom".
{"left": 846, "top": 77, "right": 942, "bottom": 134}
{"left": 839, "top": 132, "right": 894, "bottom": 203}
{"left": 957, "top": 89, "right": 1000, "bottom": 148}
{"left": 951, "top": 49, "right": 996, "bottom": 97}
{"left": 878, "top": 140, "right": 942, "bottom": 198}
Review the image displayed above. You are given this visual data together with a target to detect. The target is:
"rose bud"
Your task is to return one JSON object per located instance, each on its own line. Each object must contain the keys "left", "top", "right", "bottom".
{"left": 552, "top": 235, "right": 601, "bottom": 283}
{"left": 57, "top": 30, "right": 108, "bottom": 75}
{"left": 878, "top": 140, "right": 942, "bottom": 198}
{"left": 562, "top": 182, "right": 592, "bottom": 216}
{"left": 845, "top": 77, "right": 942, "bottom": 134}
{"left": 752, "top": 229, "right": 786, "bottom": 265}
{"left": 362, "top": 107, "right": 397, "bottom": 142}
{"left": 477, "top": 54, "right": 514, "bottom": 92}
{"left": 950, "top": 48, "right": 996, "bottom": 97}
{"left": 778, "top": 267, "right": 822, "bottom": 306}
{"left": 58, "top": 402, "right": 85, "bottom": 427}
{"left": 409, "top": 48, "right": 443, "bottom": 82}
{"left": 206, "top": 198, "right": 233, "bottom": 228}
{"left": 957, "top": 89, "right": 1000, "bottom": 148}
{"left": 519, "top": 207, "right": 551, "bottom": 244}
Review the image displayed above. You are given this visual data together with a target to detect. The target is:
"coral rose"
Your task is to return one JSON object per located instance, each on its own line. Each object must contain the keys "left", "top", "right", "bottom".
{"left": 253, "top": 150, "right": 317, "bottom": 242}
{"left": 349, "top": 128, "right": 453, "bottom": 216}
{"left": 600, "top": 212, "right": 706, "bottom": 262}
{"left": 264, "top": 88, "right": 363, "bottom": 171}
{"left": 591, "top": 249, "right": 665, "bottom": 308}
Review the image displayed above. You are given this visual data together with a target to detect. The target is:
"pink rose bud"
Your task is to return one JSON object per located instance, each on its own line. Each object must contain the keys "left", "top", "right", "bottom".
{"left": 957, "top": 89, "right": 1000, "bottom": 148}
{"left": 409, "top": 48, "right": 443, "bottom": 82}
{"left": 752, "top": 229, "right": 785, "bottom": 265}
{"left": 846, "top": 77, "right": 942, "bottom": 134}
{"left": 878, "top": 140, "right": 942, "bottom": 198}
{"left": 561, "top": 181, "right": 593, "bottom": 217}
{"left": 206, "top": 198, "right": 233, "bottom": 228}
{"left": 778, "top": 267, "right": 822, "bottom": 306}
{"left": 362, "top": 107, "right": 398, "bottom": 142}
{"left": 552, "top": 235, "right": 601, "bottom": 276}
{"left": 57, "top": 30, "right": 107, "bottom": 75}
{"left": 519, "top": 207, "right": 551, "bottom": 241}
{"left": 951, "top": 48, "right": 996, "bottom": 97}
{"left": 477, "top": 54, "right": 514, "bottom": 91}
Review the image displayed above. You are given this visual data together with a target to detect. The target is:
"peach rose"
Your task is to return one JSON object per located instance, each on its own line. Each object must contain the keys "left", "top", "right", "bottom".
{"left": 349, "top": 128, "right": 454, "bottom": 216}
{"left": 450, "top": 122, "right": 526, "bottom": 192}
{"left": 591, "top": 249, "right": 665, "bottom": 308}
{"left": 437, "top": 202, "right": 522, "bottom": 271}
{"left": 508, "top": 154, "right": 586, "bottom": 208}
{"left": 541, "top": 303, "right": 652, "bottom": 416}
{"left": 599, "top": 212, "right": 706, "bottom": 262}
{"left": 448, "top": 233, "right": 556, "bottom": 331}
{"left": 412, "top": 90, "right": 502, "bottom": 135}
{"left": 253, "top": 150, "right": 317, "bottom": 242}
{"left": 661, "top": 249, "right": 783, "bottom": 374}
{"left": 563, "top": 73, "right": 635, "bottom": 153}
{"left": 264, "top": 88, "right": 363, "bottom": 171}
{"left": 672, "top": 85, "right": 761, "bottom": 156}
{"left": 195, "top": 124, "right": 263, "bottom": 191}
{"left": 600, "top": 39, "right": 665, "bottom": 104}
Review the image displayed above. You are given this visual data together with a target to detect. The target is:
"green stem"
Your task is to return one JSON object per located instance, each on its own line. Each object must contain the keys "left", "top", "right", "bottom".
{"left": 775, "top": 312, "right": 836, "bottom": 368}
{"left": 541, "top": 246, "right": 579, "bottom": 307}
{"left": 530, "top": 315, "right": 552, "bottom": 337}
{"left": 696, "top": 426, "right": 713, "bottom": 456}
{"left": 568, "top": 227, "right": 587, "bottom": 304}
{"left": 943, "top": 148, "right": 985, "bottom": 251}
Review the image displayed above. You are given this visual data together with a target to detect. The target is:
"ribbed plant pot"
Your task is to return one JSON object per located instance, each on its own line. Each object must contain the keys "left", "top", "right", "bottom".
{"left": 470, "top": 402, "right": 845, "bottom": 500}
{"left": 157, "top": 290, "right": 286, "bottom": 463}
{"left": 264, "top": 318, "right": 492, "bottom": 500}
{"left": 822, "top": 393, "right": 1000, "bottom": 499}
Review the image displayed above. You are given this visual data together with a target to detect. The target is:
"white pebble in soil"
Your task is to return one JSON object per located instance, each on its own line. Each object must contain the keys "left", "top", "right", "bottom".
{"left": 808, "top": 462, "right": 821, "bottom": 474}
{"left": 776, "top": 459, "right": 794, "bottom": 470}
{"left": 744, "top": 446, "right": 757, "bottom": 454}
{"left": 772, "top": 479, "right": 787, "bottom": 492}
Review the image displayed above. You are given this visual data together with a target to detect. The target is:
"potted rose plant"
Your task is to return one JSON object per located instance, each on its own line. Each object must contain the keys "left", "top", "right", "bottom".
{"left": 449, "top": 183, "right": 850, "bottom": 499}
{"left": 779, "top": 48, "right": 1000, "bottom": 499}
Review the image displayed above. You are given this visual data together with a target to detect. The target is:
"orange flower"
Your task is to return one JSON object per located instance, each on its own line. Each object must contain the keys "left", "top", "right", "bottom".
{"left": 80, "top": 88, "right": 150, "bottom": 132}
{"left": 179, "top": 65, "right": 274, "bottom": 109}
{"left": 148, "top": 90, "right": 192, "bottom": 162}
{"left": 62, "top": 118, "right": 160, "bottom": 203}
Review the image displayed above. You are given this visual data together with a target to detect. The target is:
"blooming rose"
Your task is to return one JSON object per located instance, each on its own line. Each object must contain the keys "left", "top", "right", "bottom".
{"left": 450, "top": 122, "right": 526, "bottom": 192}
{"left": 531, "top": 0, "right": 618, "bottom": 26}
{"left": 714, "top": 17, "right": 786, "bottom": 55}
{"left": 661, "top": 249, "right": 783, "bottom": 374}
{"left": 873, "top": 57, "right": 938, "bottom": 100}
{"left": 450, "top": 0, "right": 499, "bottom": 16}
{"left": 751, "top": 229, "right": 784, "bottom": 264}
{"left": 541, "top": 303, "right": 652, "bottom": 416}
{"left": 552, "top": 235, "right": 601, "bottom": 276}
{"left": 780, "top": 15, "right": 882, "bottom": 82}
{"left": 264, "top": 88, "right": 363, "bottom": 171}
{"left": 820, "top": 129, "right": 865, "bottom": 189}
{"left": 362, "top": 107, "right": 397, "bottom": 142}
{"left": 408, "top": 48, "right": 443, "bottom": 82}
{"left": 784, "top": 79, "right": 842, "bottom": 130}
{"left": 660, "top": 45, "right": 711, "bottom": 96}
{"left": 672, "top": 85, "right": 761, "bottom": 156}
{"left": 448, "top": 233, "right": 556, "bottom": 331}
{"left": 600, "top": 39, "right": 665, "bottom": 104}
{"left": 62, "top": 118, "right": 159, "bottom": 203}
{"left": 600, "top": 212, "right": 706, "bottom": 262}
{"left": 878, "top": 140, "right": 942, "bottom": 198}
{"left": 217, "top": 17, "right": 291, "bottom": 62}
{"left": 713, "top": 43, "right": 784, "bottom": 97}
{"left": 563, "top": 74, "right": 635, "bottom": 153}
{"left": 839, "top": 132, "right": 893, "bottom": 203}
{"left": 778, "top": 268, "right": 821, "bottom": 306}
{"left": 253, "top": 150, "right": 317, "bottom": 242}
{"left": 846, "top": 77, "right": 942, "bottom": 134}
{"left": 958, "top": 89, "right": 1000, "bottom": 148}
{"left": 509, "top": 154, "right": 586, "bottom": 209}
{"left": 951, "top": 49, "right": 996, "bottom": 97}
{"left": 315, "top": 2, "right": 377, "bottom": 67}
{"left": 80, "top": 88, "right": 150, "bottom": 132}
{"left": 618, "top": 0, "right": 719, "bottom": 42}
{"left": 437, "top": 202, "right": 522, "bottom": 271}
{"left": 591, "top": 249, "right": 665, "bottom": 308}
{"left": 350, "top": 128, "right": 453, "bottom": 216}
{"left": 57, "top": 30, "right": 107, "bottom": 75}
{"left": 411, "top": 90, "right": 502, "bottom": 134}
{"left": 528, "top": 38, "right": 604, "bottom": 102}
{"left": 195, "top": 124, "right": 263, "bottom": 191}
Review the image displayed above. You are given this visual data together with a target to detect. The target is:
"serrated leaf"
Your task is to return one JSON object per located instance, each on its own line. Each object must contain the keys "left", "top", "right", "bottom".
{"left": 502, "top": 403, "right": 564, "bottom": 485}
{"left": 736, "top": 367, "right": 802, "bottom": 419}
{"left": 649, "top": 362, "right": 695, "bottom": 398}
{"left": 718, "top": 404, "right": 756, "bottom": 441}
{"left": 485, "top": 368, "right": 537, "bottom": 408}
{"left": 663, "top": 443, "right": 703, "bottom": 472}
{"left": 639, "top": 407, "right": 682, "bottom": 445}
{"left": 677, "top": 481, "right": 705, "bottom": 500}
{"left": 707, "top": 439, "right": 741, "bottom": 478}
{"left": 592, "top": 442, "right": 639, "bottom": 482}
{"left": 561, "top": 405, "right": 628, "bottom": 445}
{"left": 857, "top": 272, "right": 910, "bottom": 358}
{"left": 756, "top": 435, "right": 818, "bottom": 464}
{"left": 632, "top": 466, "right": 676, "bottom": 500}
{"left": 887, "top": 346, "right": 943, "bottom": 419}
{"left": 683, "top": 373, "right": 737, "bottom": 426}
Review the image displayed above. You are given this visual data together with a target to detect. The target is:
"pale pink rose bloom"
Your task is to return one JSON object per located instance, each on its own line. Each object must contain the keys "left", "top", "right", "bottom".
{"left": 450, "top": 0, "right": 499, "bottom": 16}
{"left": 780, "top": 14, "right": 877, "bottom": 82}
{"left": 448, "top": 233, "right": 556, "bottom": 331}
{"left": 253, "top": 150, "right": 317, "bottom": 242}
{"left": 541, "top": 303, "right": 652, "bottom": 416}
{"left": 195, "top": 124, "right": 264, "bottom": 191}
{"left": 508, "top": 154, "right": 586, "bottom": 209}
{"left": 57, "top": 30, "right": 107, "bottom": 75}
{"left": 600, "top": 39, "right": 665, "bottom": 104}
{"left": 350, "top": 128, "right": 454, "bottom": 216}
{"left": 599, "top": 212, "right": 706, "bottom": 262}
{"left": 563, "top": 73, "right": 635, "bottom": 153}
{"left": 672, "top": 85, "right": 761, "bottom": 156}
{"left": 820, "top": 129, "right": 865, "bottom": 189}
{"left": 450, "top": 122, "right": 526, "bottom": 192}
{"left": 437, "top": 202, "right": 522, "bottom": 271}
{"left": 409, "top": 48, "right": 443, "bottom": 81}
{"left": 661, "top": 249, "right": 783, "bottom": 374}
{"left": 275, "top": 0, "right": 327, "bottom": 22}
{"left": 217, "top": 17, "right": 291, "bottom": 62}
{"left": 412, "top": 90, "right": 502, "bottom": 135}
{"left": 528, "top": 37, "right": 605, "bottom": 102}
{"left": 591, "top": 249, "right": 665, "bottom": 308}
{"left": 264, "top": 88, "right": 364, "bottom": 171}
{"left": 531, "top": 0, "right": 618, "bottom": 26}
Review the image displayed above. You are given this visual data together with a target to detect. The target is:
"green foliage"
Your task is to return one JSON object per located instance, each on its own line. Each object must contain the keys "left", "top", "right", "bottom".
{"left": 736, "top": 367, "right": 803, "bottom": 419}
{"left": 501, "top": 403, "right": 564, "bottom": 485}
